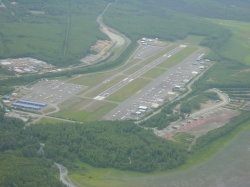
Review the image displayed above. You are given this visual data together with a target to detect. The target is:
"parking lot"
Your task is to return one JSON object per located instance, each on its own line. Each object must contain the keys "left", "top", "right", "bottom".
{"left": 134, "top": 45, "right": 166, "bottom": 60}
{"left": 104, "top": 49, "right": 209, "bottom": 120}
{"left": 21, "top": 80, "right": 85, "bottom": 106}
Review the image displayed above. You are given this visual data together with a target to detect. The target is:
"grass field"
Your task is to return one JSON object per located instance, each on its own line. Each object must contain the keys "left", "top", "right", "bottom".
{"left": 69, "top": 119, "right": 250, "bottom": 187}
{"left": 158, "top": 46, "right": 197, "bottom": 68}
{"left": 85, "top": 75, "right": 128, "bottom": 98}
{"left": 107, "top": 78, "right": 150, "bottom": 102}
{"left": 54, "top": 101, "right": 117, "bottom": 122}
{"left": 211, "top": 20, "right": 250, "bottom": 65}
{"left": 194, "top": 19, "right": 250, "bottom": 89}
{"left": 141, "top": 67, "right": 167, "bottom": 79}
{"left": 172, "top": 133, "right": 195, "bottom": 148}
{"left": 37, "top": 117, "right": 67, "bottom": 124}
{"left": 181, "top": 35, "right": 205, "bottom": 45}
{"left": 69, "top": 72, "right": 115, "bottom": 87}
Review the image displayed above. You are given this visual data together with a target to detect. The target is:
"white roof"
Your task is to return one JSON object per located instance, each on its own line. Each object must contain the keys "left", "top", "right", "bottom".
{"left": 1, "top": 61, "right": 11, "bottom": 65}
{"left": 139, "top": 106, "right": 148, "bottom": 109}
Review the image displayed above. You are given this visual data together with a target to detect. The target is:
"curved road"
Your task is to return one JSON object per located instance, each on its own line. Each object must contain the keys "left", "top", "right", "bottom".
{"left": 55, "top": 163, "right": 78, "bottom": 187}
{"left": 190, "top": 88, "right": 230, "bottom": 118}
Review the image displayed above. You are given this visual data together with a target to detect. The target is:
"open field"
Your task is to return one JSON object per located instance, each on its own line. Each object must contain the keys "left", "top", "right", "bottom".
{"left": 211, "top": 20, "right": 250, "bottom": 65}
{"left": 54, "top": 101, "right": 117, "bottom": 122}
{"left": 85, "top": 75, "right": 129, "bottom": 98}
{"left": 107, "top": 78, "right": 150, "bottom": 102}
{"left": 141, "top": 67, "right": 167, "bottom": 79}
{"left": 158, "top": 46, "right": 197, "bottom": 68}
{"left": 37, "top": 117, "right": 68, "bottom": 124}
{"left": 68, "top": 72, "right": 118, "bottom": 87}
{"left": 181, "top": 35, "right": 205, "bottom": 45}
{"left": 69, "top": 119, "right": 250, "bottom": 187}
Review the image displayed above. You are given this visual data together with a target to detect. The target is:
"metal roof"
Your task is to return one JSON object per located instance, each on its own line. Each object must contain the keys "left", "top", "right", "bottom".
{"left": 12, "top": 103, "right": 41, "bottom": 110}
{"left": 18, "top": 100, "right": 47, "bottom": 107}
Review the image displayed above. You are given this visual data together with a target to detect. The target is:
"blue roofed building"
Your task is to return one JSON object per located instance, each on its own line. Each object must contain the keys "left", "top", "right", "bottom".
{"left": 12, "top": 103, "right": 41, "bottom": 110}
{"left": 17, "top": 100, "right": 47, "bottom": 107}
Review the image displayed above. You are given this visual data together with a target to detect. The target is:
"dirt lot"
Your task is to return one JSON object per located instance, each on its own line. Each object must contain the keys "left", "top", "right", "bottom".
{"left": 81, "top": 40, "right": 113, "bottom": 64}
{"left": 159, "top": 107, "right": 239, "bottom": 139}
{"left": 91, "top": 40, "right": 112, "bottom": 53}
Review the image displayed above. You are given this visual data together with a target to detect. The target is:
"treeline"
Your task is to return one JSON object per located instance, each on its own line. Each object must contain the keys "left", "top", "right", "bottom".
{"left": 180, "top": 92, "right": 220, "bottom": 114}
{"left": 0, "top": 109, "right": 65, "bottom": 186}
{"left": 0, "top": 153, "right": 64, "bottom": 187}
{"left": 194, "top": 111, "right": 250, "bottom": 150}
{"left": 28, "top": 121, "right": 188, "bottom": 172}
{"left": 0, "top": 107, "right": 188, "bottom": 173}
{"left": 141, "top": 112, "right": 179, "bottom": 130}
{"left": 140, "top": 102, "right": 180, "bottom": 130}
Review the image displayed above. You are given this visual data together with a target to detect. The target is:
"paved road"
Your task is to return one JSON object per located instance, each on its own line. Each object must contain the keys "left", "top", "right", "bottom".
{"left": 8, "top": 109, "right": 81, "bottom": 126}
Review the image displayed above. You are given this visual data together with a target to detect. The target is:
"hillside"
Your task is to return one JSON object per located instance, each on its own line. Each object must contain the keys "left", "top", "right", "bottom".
{"left": 0, "top": 0, "right": 108, "bottom": 66}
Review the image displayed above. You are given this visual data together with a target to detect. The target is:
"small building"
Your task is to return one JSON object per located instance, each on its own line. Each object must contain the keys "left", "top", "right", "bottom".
{"left": 192, "top": 71, "right": 198, "bottom": 75}
{"left": 3, "top": 100, "right": 10, "bottom": 104}
{"left": 138, "top": 106, "right": 148, "bottom": 110}
{"left": 139, "top": 109, "right": 146, "bottom": 113}
{"left": 173, "top": 85, "right": 181, "bottom": 91}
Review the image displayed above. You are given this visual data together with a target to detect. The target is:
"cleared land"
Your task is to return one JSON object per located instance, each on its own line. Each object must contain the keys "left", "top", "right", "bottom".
{"left": 11, "top": 40, "right": 205, "bottom": 123}
{"left": 211, "top": 20, "right": 250, "bottom": 65}
{"left": 54, "top": 101, "right": 117, "bottom": 122}
{"left": 107, "top": 78, "right": 150, "bottom": 102}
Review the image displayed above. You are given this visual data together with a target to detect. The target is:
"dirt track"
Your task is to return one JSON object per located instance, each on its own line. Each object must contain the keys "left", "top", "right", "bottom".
{"left": 97, "top": 3, "right": 130, "bottom": 48}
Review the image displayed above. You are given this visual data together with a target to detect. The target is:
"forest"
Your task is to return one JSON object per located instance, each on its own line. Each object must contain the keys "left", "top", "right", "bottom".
{"left": 0, "top": 109, "right": 65, "bottom": 186}
{"left": 0, "top": 107, "right": 188, "bottom": 179}
{"left": 1, "top": 106, "right": 250, "bottom": 185}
